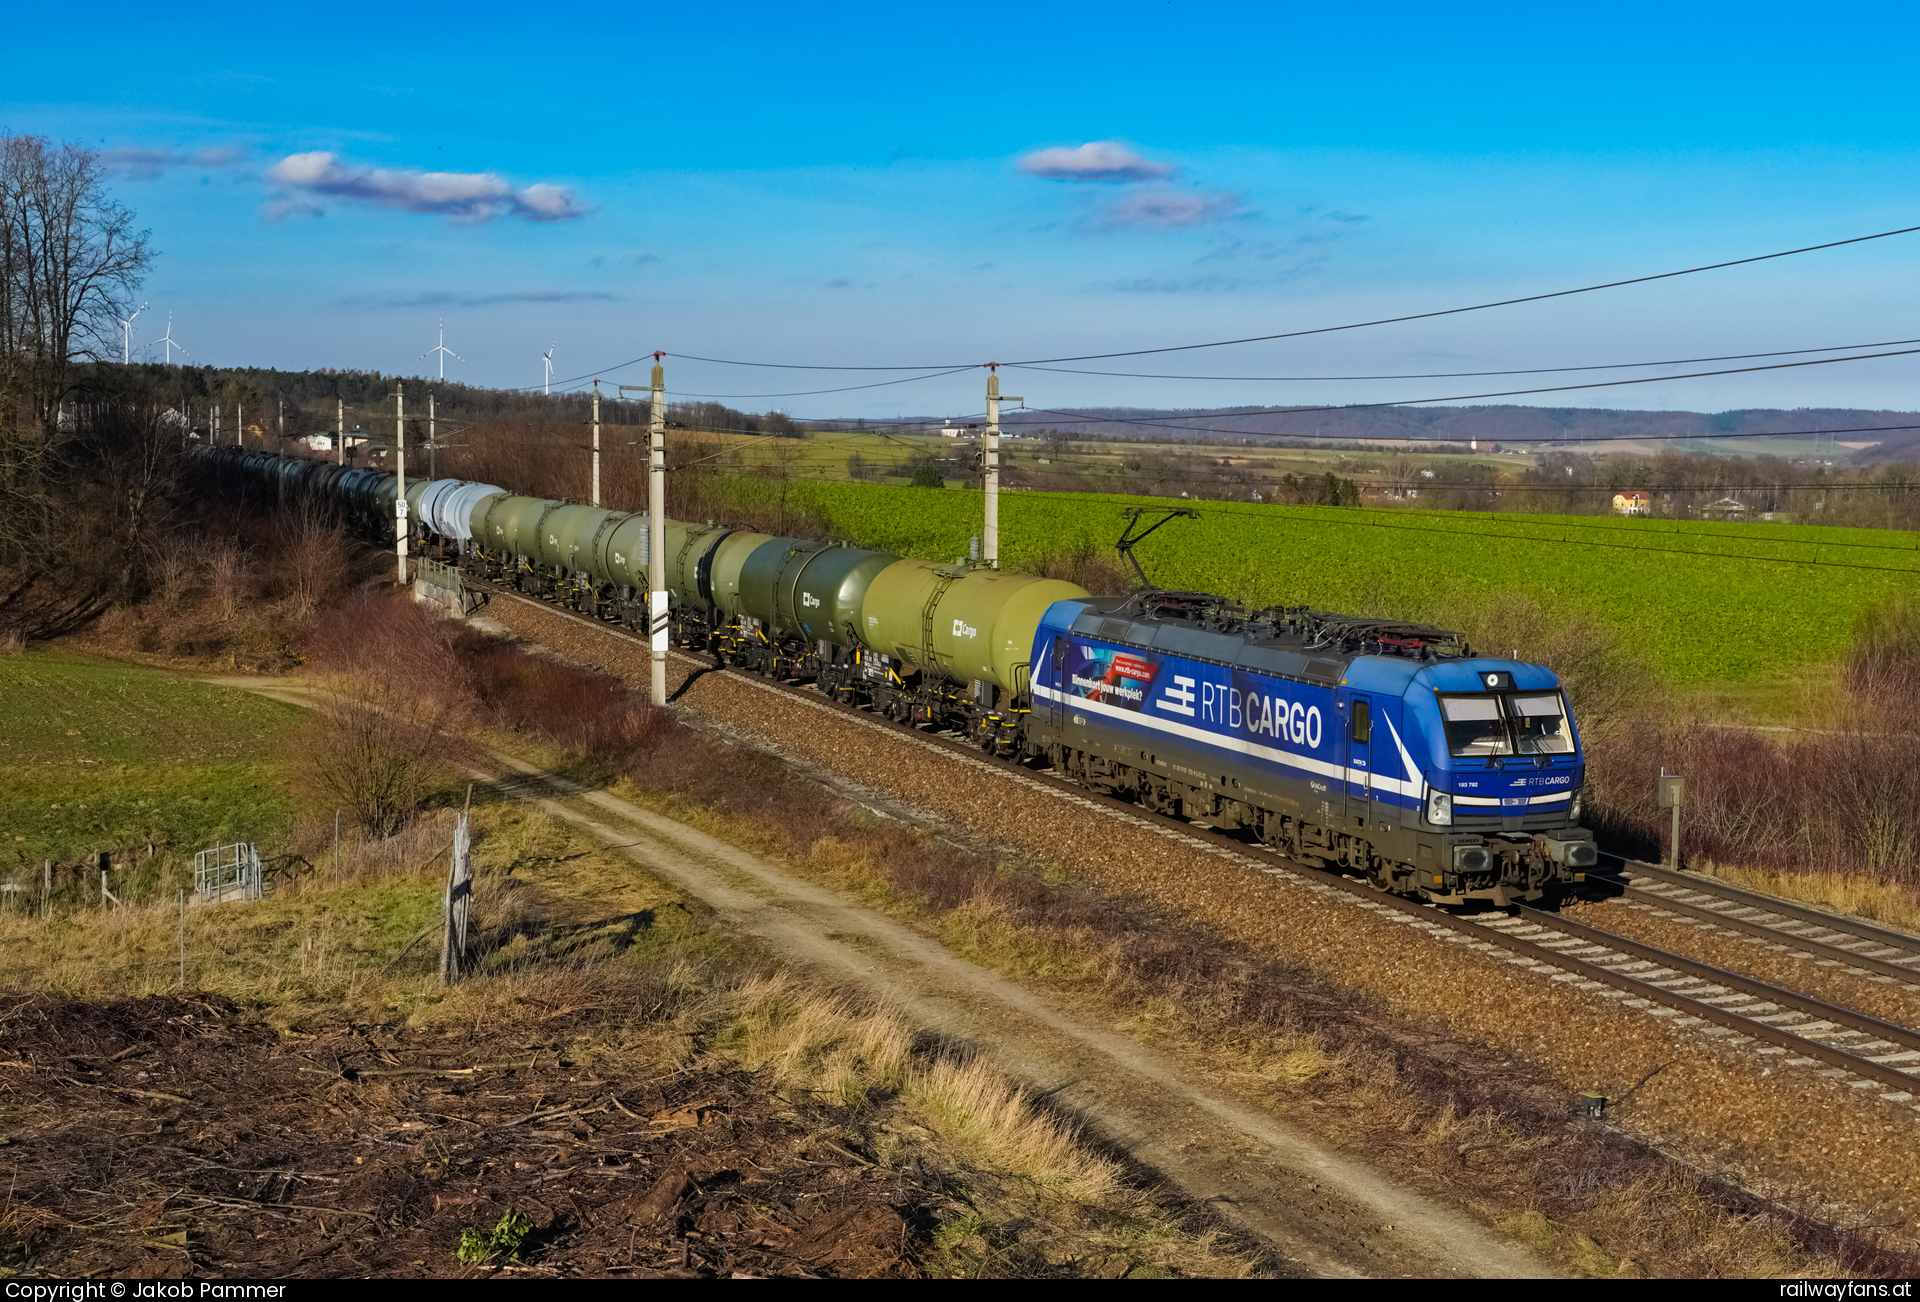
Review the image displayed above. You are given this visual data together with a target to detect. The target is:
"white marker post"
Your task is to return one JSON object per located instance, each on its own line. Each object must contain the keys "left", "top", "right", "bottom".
{"left": 648, "top": 355, "right": 667, "bottom": 706}
{"left": 395, "top": 386, "right": 408, "bottom": 585}
{"left": 982, "top": 368, "right": 1021, "bottom": 569}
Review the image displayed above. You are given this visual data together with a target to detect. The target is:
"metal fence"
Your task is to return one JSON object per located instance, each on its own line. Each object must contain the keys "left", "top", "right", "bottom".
{"left": 416, "top": 556, "right": 484, "bottom": 615}
{"left": 194, "top": 842, "right": 263, "bottom": 904}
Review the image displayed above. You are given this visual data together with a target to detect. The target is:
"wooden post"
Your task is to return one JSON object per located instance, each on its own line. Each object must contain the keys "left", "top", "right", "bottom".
{"left": 441, "top": 803, "right": 473, "bottom": 985}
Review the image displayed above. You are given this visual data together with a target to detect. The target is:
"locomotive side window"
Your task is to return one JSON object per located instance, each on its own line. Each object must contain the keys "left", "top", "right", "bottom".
{"left": 1437, "top": 694, "right": 1512, "bottom": 757}
{"left": 1508, "top": 692, "right": 1574, "bottom": 754}
{"left": 1350, "top": 699, "right": 1371, "bottom": 745}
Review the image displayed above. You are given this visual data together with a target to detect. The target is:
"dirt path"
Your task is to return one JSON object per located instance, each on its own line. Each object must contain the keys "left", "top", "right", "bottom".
{"left": 201, "top": 673, "right": 1552, "bottom": 1278}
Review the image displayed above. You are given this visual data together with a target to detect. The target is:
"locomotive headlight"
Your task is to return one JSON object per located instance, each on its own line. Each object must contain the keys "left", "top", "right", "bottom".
{"left": 1426, "top": 788, "right": 1452, "bottom": 826}
{"left": 1569, "top": 788, "right": 1583, "bottom": 824}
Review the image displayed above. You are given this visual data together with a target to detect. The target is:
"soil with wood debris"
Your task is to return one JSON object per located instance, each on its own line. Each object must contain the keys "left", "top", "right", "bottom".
{"left": 0, "top": 994, "right": 1020, "bottom": 1280}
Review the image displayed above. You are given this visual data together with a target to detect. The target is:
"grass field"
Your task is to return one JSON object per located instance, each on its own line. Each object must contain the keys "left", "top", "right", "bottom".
{"left": 666, "top": 427, "right": 1524, "bottom": 489}
{"left": 0, "top": 646, "right": 305, "bottom": 880}
{"left": 696, "top": 476, "right": 1917, "bottom": 684}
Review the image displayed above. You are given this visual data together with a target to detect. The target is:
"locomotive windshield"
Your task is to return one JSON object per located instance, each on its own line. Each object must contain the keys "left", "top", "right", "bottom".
{"left": 1508, "top": 693, "right": 1575, "bottom": 755}
{"left": 1438, "top": 695, "right": 1511, "bottom": 756}
{"left": 1436, "top": 691, "right": 1575, "bottom": 758}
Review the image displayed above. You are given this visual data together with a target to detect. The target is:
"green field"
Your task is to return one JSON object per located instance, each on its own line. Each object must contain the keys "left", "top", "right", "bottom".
{"left": 702, "top": 476, "right": 1918, "bottom": 684}
{"left": 678, "top": 427, "right": 1526, "bottom": 490}
{"left": 0, "top": 647, "right": 304, "bottom": 876}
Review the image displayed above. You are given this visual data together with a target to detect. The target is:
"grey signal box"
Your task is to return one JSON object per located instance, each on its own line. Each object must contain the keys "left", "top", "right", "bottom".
{"left": 1658, "top": 775, "right": 1684, "bottom": 809}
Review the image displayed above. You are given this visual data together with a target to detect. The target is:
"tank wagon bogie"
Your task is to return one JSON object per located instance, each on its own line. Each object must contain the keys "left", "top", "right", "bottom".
{"left": 1028, "top": 593, "right": 1594, "bottom": 905}
{"left": 194, "top": 446, "right": 1595, "bottom": 906}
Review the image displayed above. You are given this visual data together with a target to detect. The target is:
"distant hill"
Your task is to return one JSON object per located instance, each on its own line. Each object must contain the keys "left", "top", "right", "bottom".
{"left": 996, "top": 403, "right": 1920, "bottom": 461}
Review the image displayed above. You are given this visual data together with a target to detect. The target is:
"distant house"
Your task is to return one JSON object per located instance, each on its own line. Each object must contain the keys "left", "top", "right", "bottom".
{"left": 304, "top": 434, "right": 333, "bottom": 451}
{"left": 1705, "top": 496, "right": 1748, "bottom": 519}
{"left": 1612, "top": 491, "right": 1650, "bottom": 515}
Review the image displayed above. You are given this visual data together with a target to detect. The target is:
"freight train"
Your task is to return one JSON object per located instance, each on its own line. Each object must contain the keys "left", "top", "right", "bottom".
{"left": 199, "top": 447, "right": 1597, "bottom": 906}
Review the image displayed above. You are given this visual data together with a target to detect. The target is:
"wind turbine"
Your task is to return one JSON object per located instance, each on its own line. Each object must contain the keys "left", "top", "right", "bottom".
{"left": 119, "top": 302, "right": 149, "bottom": 364}
{"left": 150, "top": 313, "right": 188, "bottom": 364}
{"left": 540, "top": 343, "right": 556, "bottom": 395}
{"left": 420, "top": 319, "right": 463, "bottom": 380}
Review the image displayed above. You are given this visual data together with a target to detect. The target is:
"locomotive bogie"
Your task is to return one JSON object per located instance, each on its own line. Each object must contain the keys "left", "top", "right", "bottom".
{"left": 1028, "top": 597, "right": 1591, "bottom": 906}
{"left": 196, "top": 447, "right": 1597, "bottom": 911}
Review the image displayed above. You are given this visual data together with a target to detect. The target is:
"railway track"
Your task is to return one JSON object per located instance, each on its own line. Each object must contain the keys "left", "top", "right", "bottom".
{"left": 1592, "top": 857, "right": 1920, "bottom": 987}
{"left": 463, "top": 578, "right": 1920, "bottom": 1111}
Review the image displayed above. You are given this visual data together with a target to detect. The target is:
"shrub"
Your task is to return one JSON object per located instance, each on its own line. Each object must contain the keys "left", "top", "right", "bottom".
{"left": 456, "top": 1209, "right": 533, "bottom": 1264}
{"left": 301, "top": 675, "right": 462, "bottom": 838}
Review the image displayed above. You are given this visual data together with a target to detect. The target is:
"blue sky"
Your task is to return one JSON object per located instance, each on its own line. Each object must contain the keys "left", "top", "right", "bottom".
{"left": 8, "top": 1, "right": 1920, "bottom": 420}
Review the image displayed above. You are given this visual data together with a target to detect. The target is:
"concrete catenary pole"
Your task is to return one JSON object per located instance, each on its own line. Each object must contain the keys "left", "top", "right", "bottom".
{"left": 648, "top": 354, "right": 667, "bottom": 706}
{"left": 395, "top": 385, "right": 409, "bottom": 585}
{"left": 428, "top": 392, "right": 436, "bottom": 481}
{"left": 591, "top": 382, "right": 601, "bottom": 509}
{"left": 337, "top": 398, "right": 345, "bottom": 465}
{"left": 984, "top": 369, "right": 1000, "bottom": 567}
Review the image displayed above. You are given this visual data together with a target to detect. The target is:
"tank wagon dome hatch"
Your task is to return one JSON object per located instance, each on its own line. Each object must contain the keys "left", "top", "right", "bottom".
{"left": 193, "top": 447, "right": 1590, "bottom": 909}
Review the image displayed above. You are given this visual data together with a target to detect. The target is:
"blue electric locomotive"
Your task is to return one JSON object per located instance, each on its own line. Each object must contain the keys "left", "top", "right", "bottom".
{"left": 1025, "top": 590, "right": 1597, "bottom": 905}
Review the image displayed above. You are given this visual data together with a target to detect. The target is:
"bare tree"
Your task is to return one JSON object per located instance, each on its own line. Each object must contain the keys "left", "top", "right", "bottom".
{"left": 0, "top": 134, "right": 153, "bottom": 562}
{"left": 1, "top": 136, "right": 152, "bottom": 428}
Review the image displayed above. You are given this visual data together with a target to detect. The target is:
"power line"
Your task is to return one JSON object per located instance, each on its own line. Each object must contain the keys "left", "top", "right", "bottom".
{"left": 1023, "top": 421, "right": 1920, "bottom": 446}
{"left": 659, "top": 366, "right": 979, "bottom": 400}
{"left": 1013, "top": 345, "right": 1920, "bottom": 436}
{"left": 1011, "top": 336, "right": 1920, "bottom": 382}
{"left": 661, "top": 221, "right": 1920, "bottom": 371}
{"left": 1004, "top": 223, "right": 1920, "bottom": 365}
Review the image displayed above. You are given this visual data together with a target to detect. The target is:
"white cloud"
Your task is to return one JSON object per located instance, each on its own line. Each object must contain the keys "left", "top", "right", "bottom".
{"left": 264, "top": 152, "right": 586, "bottom": 224}
{"left": 1104, "top": 189, "right": 1246, "bottom": 229}
{"left": 1017, "top": 141, "right": 1176, "bottom": 182}
{"left": 103, "top": 145, "right": 248, "bottom": 180}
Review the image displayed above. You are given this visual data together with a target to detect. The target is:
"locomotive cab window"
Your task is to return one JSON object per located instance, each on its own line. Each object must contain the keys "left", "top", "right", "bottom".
{"left": 1508, "top": 692, "right": 1574, "bottom": 754}
{"left": 1350, "top": 699, "right": 1370, "bottom": 745}
{"left": 1437, "top": 694, "right": 1512, "bottom": 757}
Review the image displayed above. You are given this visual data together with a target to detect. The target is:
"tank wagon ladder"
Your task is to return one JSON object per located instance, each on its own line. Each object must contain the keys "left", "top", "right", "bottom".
{"left": 458, "top": 578, "right": 1920, "bottom": 1113}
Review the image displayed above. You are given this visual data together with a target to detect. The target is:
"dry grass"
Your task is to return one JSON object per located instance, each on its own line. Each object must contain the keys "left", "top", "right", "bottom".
{"left": 624, "top": 777, "right": 1912, "bottom": 1277}
{"left": 1691, "top": 862, "right": 1920, "bottom": 937}
{"left": 907, "top": 1056, "right": 1124, "bottom": 1207}
{"left": 0, "top": 777, "right": 1262, "bottom": 1277}
{"left": 459, "top": 591, "right": 1915, "bottom": 1277}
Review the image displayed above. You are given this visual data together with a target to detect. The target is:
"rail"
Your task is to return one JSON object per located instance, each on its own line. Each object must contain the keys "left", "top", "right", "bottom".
{"left": 464, "top": 574, "right": 1920, "bottom": 1104}
{"left": 1589, "top": 863, "right": 1920, "bottom": 986}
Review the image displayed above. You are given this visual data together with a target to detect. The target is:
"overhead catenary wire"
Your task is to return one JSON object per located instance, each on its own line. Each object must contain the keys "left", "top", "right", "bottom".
{"left": 1010, "top": 335, "right": 1920, "bottom": 382}
{"left": 659, "top": 220, "right": 1920, "bottom": 372}
{"left": 1008, "top": 345, "right": 1920, "bottom": 437}
{"left": 1002, "top": 421, "right": 1920, "bottom": 446}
